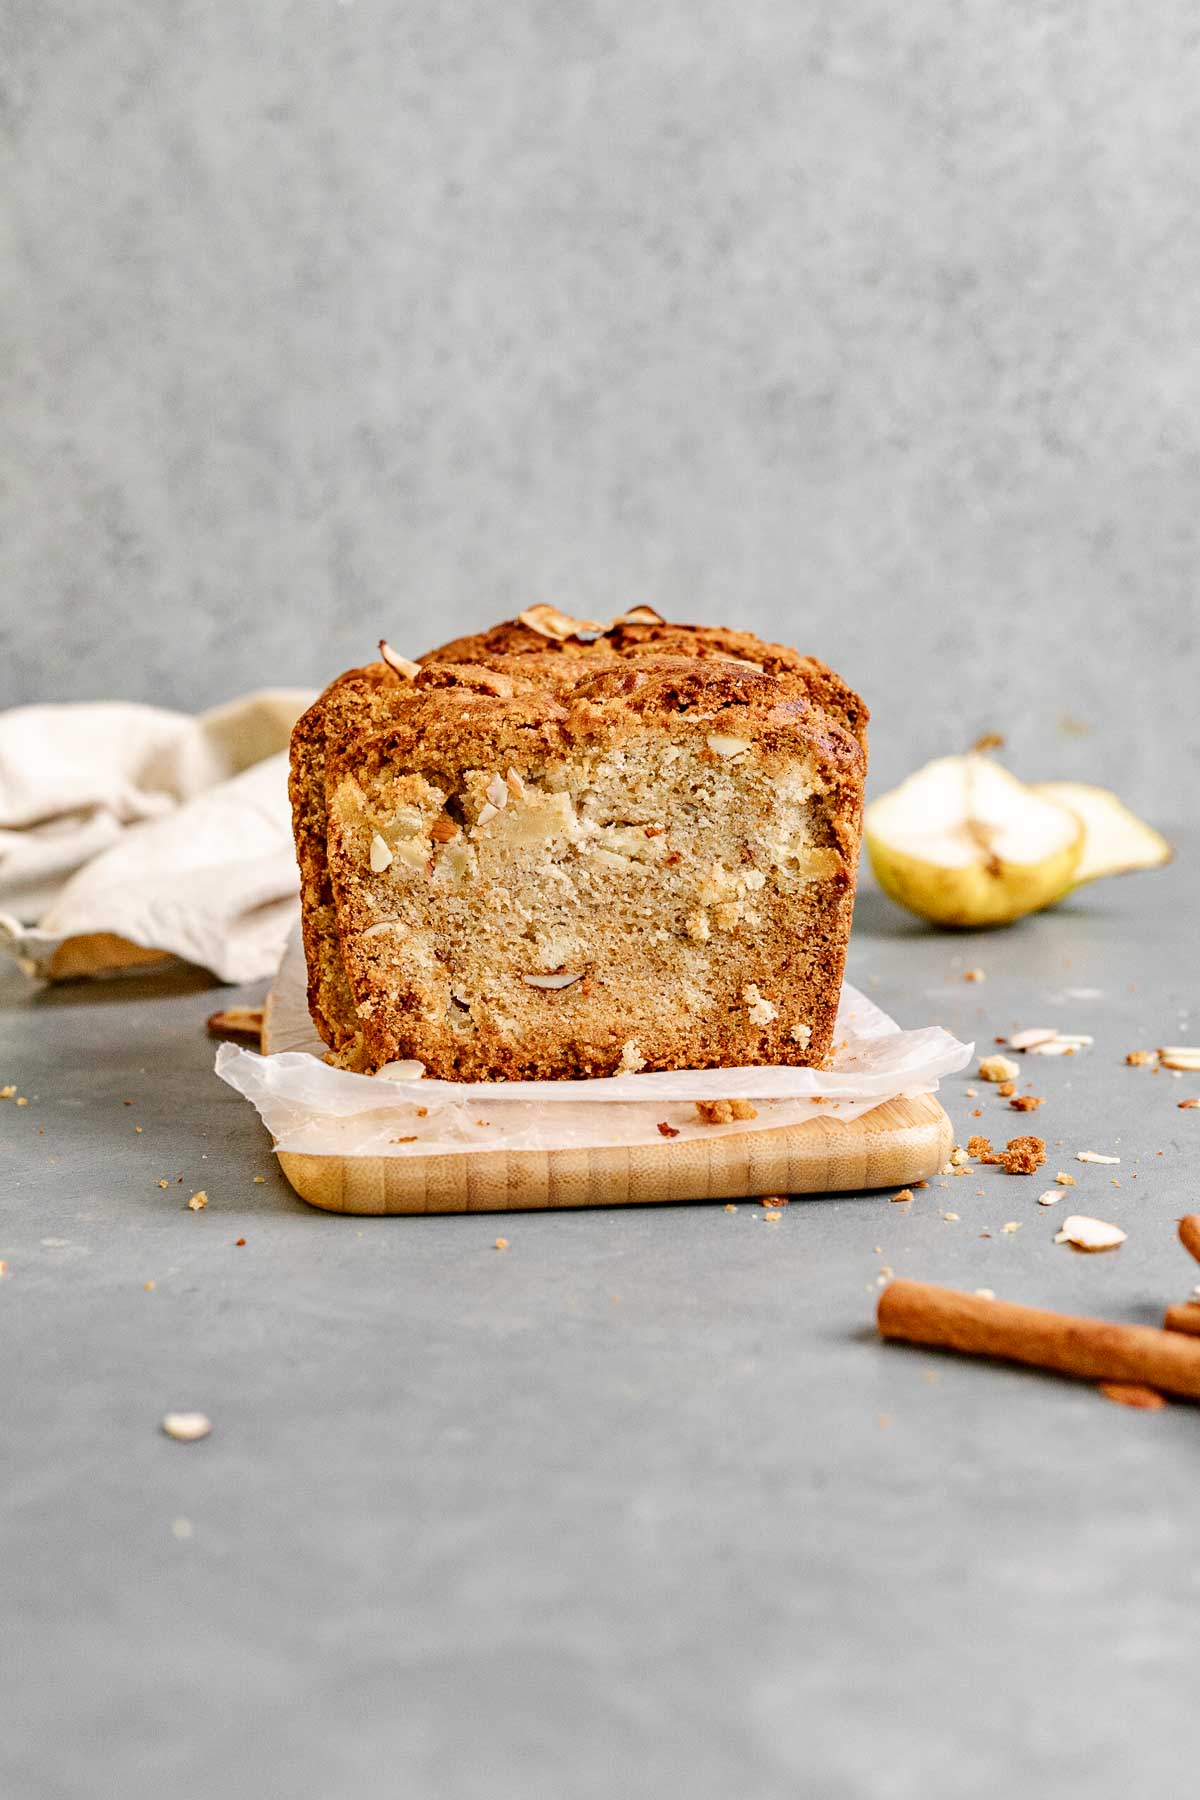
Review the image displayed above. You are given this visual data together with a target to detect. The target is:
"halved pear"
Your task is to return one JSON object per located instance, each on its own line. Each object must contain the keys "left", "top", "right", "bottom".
{"left": 866, "top": 756, "right": 1085, "bottom": 928}
{"left": 1032, "top": 782, "right": 1172, "bottom": 888}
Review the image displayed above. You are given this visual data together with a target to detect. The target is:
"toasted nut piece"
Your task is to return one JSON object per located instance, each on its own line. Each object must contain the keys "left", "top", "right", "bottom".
{"left": 206, "top": 1007, "right": 264, "bottom": 1045}
{"left": 1008, "top": 1028, "right": 1058, "bottom": 1051}
{"left": 1160, "top": 1047, "right": 1200, "bottom": 1071}
{"left": 1055, "top": 1215, "right": 1126, "bottom": 1252}
{"left": 187, "top": 1191, "right": 208, "bottom": 1211}
{"left": 378, "top": 640, "right": 421, "bottom": 679}
{"left": 1126, "top": 1049, "right": 1157, "bottom": 1066}
{"left": 429, "top": 814, "right": 458, "bottom": 843}
{"left": 518, "top": 604, "right": 605, "bottom": 642}
{"left": 485, "top": 773, "right": 509, "bottom": 811}
{"left": 162, "top": 1412, "right": 212, "bottom": 1442}
{"left": 369, "top": 832, "right": 393, "bottom": 872}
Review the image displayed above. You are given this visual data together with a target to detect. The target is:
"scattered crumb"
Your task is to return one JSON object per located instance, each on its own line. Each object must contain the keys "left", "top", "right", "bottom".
{"left": 964, "top": 1087, "right": 978, "bottom": 1099}
{"left": 235, "top": 1237, "right": 246, "bottom": 1247}
{"left": 0, "top": 1085, "right": 15, "bottom": 1100}
{"left": 157, "top": 1179, "right": 169, "bottom": 1190}
{"left": 1076, "top": 1151, "right": 1120, "bottom": 1165}
{"left": 970, "top": 1107, "right": 983, "bottom": 1118}
{"left": 253, "top": 1175, "right": 266, "bottom": 1183}
{"left": 415, "top": 1106, "right": 428, "bottom": 1118}
{"left": 143, "top": 1281, "right": 155, "bottom": 1291}
{"left": 1001, "top": 1136, "right": 1046, "bottom": 1175}
{"left": 187, "top": 1191, "right": 208, "bottom": 1212}
{"left": 1098, "top": 1383, "right": 1166, "bottom": 1411}
{"left": 0, "top": 1261, "right": 9, "bottom": 1277}
{"left": 758, "top": 1194, "right": 789, "bottom": 1208}
{"left": 1179, "top": 1098, "right": 1200, "bottom": 1110}
{"left": 950, "top": 1147, "right": 970, "bottom": 1168}
{"left": 1009, "top": 1095, "right": 1045, "bottom": 1112}
{"left": 979, "top": 1056, "right": 1020, "bottom": 1084}
{"left": 877, "top": 1415, "right": 890, "bottom": 1430}
{"left": 963, "top": 968, "right": 985, "bottom": 983}
{"left": 1001, "top": 1221, "right": 1022, "bottom": 1234}
{"left": 1126, "top": 1050, "right": 1157, "bottom": 1067}
{"left": 998, "top": 1081, "right": 1016, "bottom": 1098}
{"left": 723, "top": 1204, "right": 738, "bottom": 1214}
{"left": 763, "top": 1209, "right": 782, "bottom": 1222}
{"left": 494, "top": 1237, "right": 509, "bottom": 1251}
{"left": 967, "top": 1135, "right": 994, "bottom": 1159}
{"left": 942, "top": 1211, "right": 959, "bottom": 1222}
{"left": 1055, "top": 1215, "right": 1127, "bottom": 1252}
{"left": 123, "top": 1099, "right": 134, "bottom": 1107}
{"left": 161, "top": 1412, "right": 211, "bottom": 1442}
{"left": 1056, "top": 1172, "right": 1076, "bottom": 1186}
{"left": 134, "top": 1125, "right": 143, "bottom": 1133}
{"left": 16, "top": 1097, "right": 28, "bottom": 1107}
{"left": 892, "top": 1188, "right": 914, "bottom": 1204}
{"left": 694, "top": 1098, "right": 758, "bottom": 1125}
{"left": 972, "top": 731, "right": 1005, "bottom": 752}
{"left": 392, "top": 1136, "right": 418, "bottom": 1144}
{"left": 656, "top": 1121, "right": 679, "bottom": 1139}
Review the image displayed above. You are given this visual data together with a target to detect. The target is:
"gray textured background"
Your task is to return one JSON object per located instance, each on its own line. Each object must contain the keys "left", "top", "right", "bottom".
{"left": 3, "top": 0, "right": 1199, "bottom": 815}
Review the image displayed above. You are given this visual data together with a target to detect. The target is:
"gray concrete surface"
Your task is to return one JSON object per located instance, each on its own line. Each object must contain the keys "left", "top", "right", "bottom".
{"left": 3, "top": 2, "right": 1200, "bottom": 814}
{"left": 3, "top": 846, "right": 1199, "bottom": 1799}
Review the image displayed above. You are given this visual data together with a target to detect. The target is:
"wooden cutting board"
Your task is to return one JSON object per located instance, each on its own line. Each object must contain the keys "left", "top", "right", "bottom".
{"left": 262, "top": 1001, "right": 954, "bottom": 1214}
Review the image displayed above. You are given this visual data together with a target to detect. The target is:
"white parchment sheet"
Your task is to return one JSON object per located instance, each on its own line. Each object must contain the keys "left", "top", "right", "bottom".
{"left": 217, "top": 926, "right": 973, "bottom": 1159}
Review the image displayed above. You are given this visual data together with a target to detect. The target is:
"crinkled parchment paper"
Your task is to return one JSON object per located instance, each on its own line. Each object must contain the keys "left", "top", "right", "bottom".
{"left": 216, "top": 927, "right": 973, "bottom": 1158}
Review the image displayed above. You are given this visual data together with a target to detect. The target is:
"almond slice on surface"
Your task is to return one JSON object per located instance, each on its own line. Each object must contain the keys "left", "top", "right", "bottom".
{"left": 1008, "top": 1028, "right": 1059, "bottom": 1051}
{"left": 1160, "top": 1047, "right": 1200, "bottom": 1072}
{"left": 1055, "top": 1215, "right": 1126, "bottom": 1252}
{"left": 206, "top": 1007, "right": 264, "bottom": 1044}
{"left": 1076, "top": 1151, "right": 1120, "bottom": 1165}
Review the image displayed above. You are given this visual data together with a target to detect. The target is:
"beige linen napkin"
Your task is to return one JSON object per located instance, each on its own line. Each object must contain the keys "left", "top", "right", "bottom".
{"left": 0, "top": 690, "right": 314, "bottom": 983}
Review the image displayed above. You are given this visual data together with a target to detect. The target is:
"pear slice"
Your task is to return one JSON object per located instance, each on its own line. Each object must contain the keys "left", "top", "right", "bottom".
{"left": 1032, "top": 782, "right": 1172, "bottom": 888}
{"left": 865, "top": 756, "right": 1085, "bottom": 928}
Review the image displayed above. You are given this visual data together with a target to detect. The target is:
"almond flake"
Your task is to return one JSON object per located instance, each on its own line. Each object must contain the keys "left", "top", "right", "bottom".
{"left": 475, "top": 802, "right": 499, "bottom": 827}
{"left": 1027, "top": 1040, "right": 1077, "bottom": 1057}
{"left": 162, "top": 1412, "right": 212, "bottom": 1442}
{"left": 1160, "top": 1047, "right": 1200, "bottom": 1071}
{"left": 1054, "top": 1215, "right": 1126, "bottom": 1253}
{"left": 369, "top": 832, "right": 393, "bottom": 872}
{"left": 706, "top": 734, "right": 751, "bottom": 759}
{"left": 485, "top": 773, "right": 509, "bottom": 811}
{"left": 378, "top": 640, "right": 421, "bottom": 679}
{"left": 1076, "top": 1151, "right": 1120, "bottom": 1165}
{"left": 1008, "top": 1028, "right": 1058, "bottom": 1051}
{"left": 1037, "top": 1190, "right": 1060, "bottom": 1206}
{"left": 505, "top": 768, "right": 525, "bottom": 799}
{"left": 522, "top": 971, "right": 584, "bottom": 990}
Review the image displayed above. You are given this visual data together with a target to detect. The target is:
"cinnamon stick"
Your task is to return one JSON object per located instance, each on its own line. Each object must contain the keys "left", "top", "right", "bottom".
{"left": 1163, "top": 1302, "right": 1200, "bottom": 1339}
{"left": 1178, "top": 1216, "right": 1200, "bottom": 1265}
{"left": 877, "top": 1279, "right": 1200, "bottom": 1400}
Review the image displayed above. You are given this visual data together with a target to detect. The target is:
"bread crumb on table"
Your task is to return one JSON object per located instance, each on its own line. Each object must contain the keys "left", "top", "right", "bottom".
{"left": 187, "top": 1191, "right": 208, "bottom": 1212}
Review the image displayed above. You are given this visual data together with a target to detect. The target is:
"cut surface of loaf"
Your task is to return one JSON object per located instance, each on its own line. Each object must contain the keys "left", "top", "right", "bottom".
{"left": 291, "top": 612, "right": 868, "bottom": 1080}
